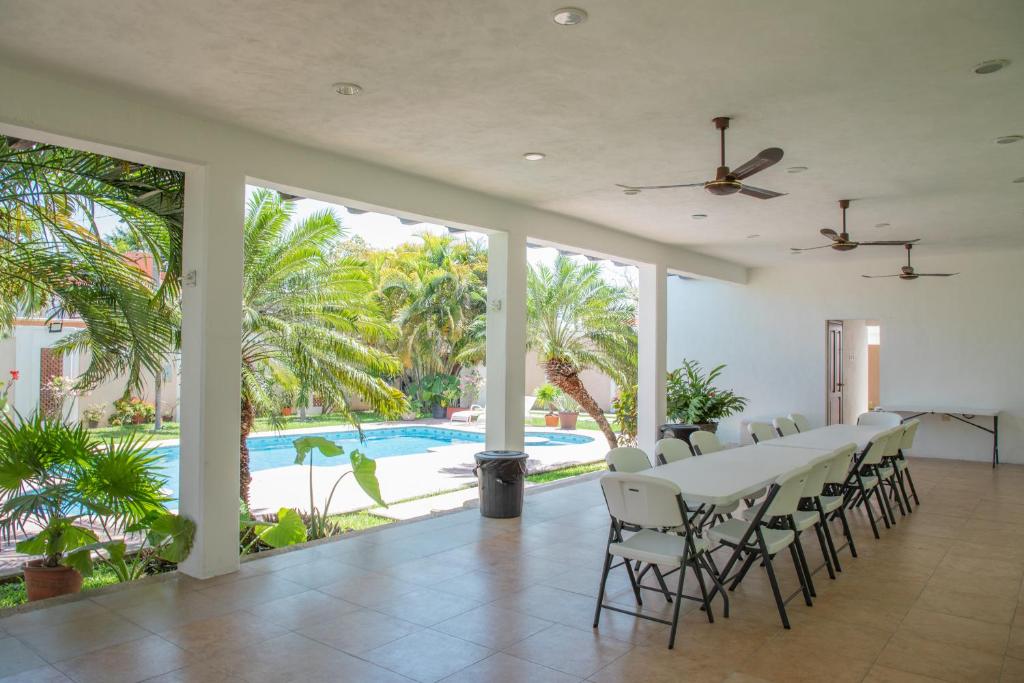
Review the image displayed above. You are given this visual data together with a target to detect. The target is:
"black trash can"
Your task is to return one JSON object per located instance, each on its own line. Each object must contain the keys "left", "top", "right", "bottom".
{"left": 659, "top": 423, "right": 701, "bottom": 446}
{"left": 474, "top": 450, "right": 529, "bottom": 518}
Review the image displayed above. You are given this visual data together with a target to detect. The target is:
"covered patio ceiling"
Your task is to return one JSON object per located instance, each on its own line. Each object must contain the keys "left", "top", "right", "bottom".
{"left": 1, "top": 1, "right": 1021, "bottom": 266}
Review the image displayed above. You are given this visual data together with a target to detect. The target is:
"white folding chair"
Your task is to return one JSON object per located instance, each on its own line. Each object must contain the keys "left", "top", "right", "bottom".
{"left": 843, "top": 427, "right": 898, "bottom": 538}
{"left": 654, "top": 438, "right": 692, "bottom": 465}
{"left": 819, "top": 443, "right": 859, "bottom": 562}
{"left": 895, "top": 419, "right": 921, "bottom": 508}
{"left": 595, "top": 473, "right": 725, "bottom": 648}
{"left": 773, "top": 417, "right": 799, "bottom": 437}
{"left": 605, "top": 447, "right": 652, "bottom": 473}
{"left": 748, "top": 422, "right": 777, "bottom": 444}
{"left": 708, "top": 465, "right": 815, "bottom": 628}
{"left": 856, "top": 411, "right": 902, "bottom": 427}
{"left": 689, "top": 430, "right": 722, "bottom": 456}
{"left": 789, "top": 413, "right": 811, "bottom": 432}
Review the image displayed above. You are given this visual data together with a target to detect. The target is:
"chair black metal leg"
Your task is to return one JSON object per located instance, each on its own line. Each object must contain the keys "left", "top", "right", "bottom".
{"left": 814, "top": 522, "right": 836, "bottom": 580}
{"left": 691, "top": 556, "right": 714, "bottom": 624}
{"left": 791, "top": 531, "right": 816, "bottom": 599}
{"left": 904, "top": 467, "right": 921, "bottom": 506}
{"left": 836, "top": 505, "right": 858, "bottom": 558}
{"left": 895, "top": 468, "right": 913, "bottom": 513}
{"left": 819, "top": 509, "right": 842, "bottom": 572}
{"left": 875, "top": 483, "right": 893, "bottom": 529}
{"left": 729, "top": 551, "right": 759, "bottom": 591}
{"left": 888, "top": 472, "right": 906, "bottom": 517}
{"left": 860, "top": 480, "right": 880, "bottom": 539}
{"left": 788, "top": 542, "right": 814, "bottom": 607}
{"left": 593, "top": 551, "right": 613, "bottom": 628}
{"left": 624, "top": 556, "right": 643, "bottom": 606}
{"left": 667, "top": 558, "right": 686, "bottom": 649}
{"left": 702, "top": 554, "right": 729, "bottom": 618}
{"left": 651, "top": 565, "right": 674, "bottom": 604}
{"left": 757, "top": 536, "right": 789, "bottom": 629}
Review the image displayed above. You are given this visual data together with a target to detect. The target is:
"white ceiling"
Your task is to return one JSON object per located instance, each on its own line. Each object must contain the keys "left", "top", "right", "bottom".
{"left": 2, "top": 0, "right": 1022, "bottom": 266}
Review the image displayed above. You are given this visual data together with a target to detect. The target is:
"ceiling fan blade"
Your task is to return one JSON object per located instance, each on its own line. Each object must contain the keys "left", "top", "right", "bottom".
{"left": 790, "top": 244, "right": 835, "bottom": 251}
{"left": 916, "top": 273, "right": 959, "bottom": 277}
{"left": 738, "top": 185, "right": 786, "bottom": 200}
{"left": 861, "top": 274, "right": 901, "bottom": 278}
{"left": 856, "top": 238, "right": 921, "bottom": 246}
{"left": 615, "top": 182, "right": 704, "bottom": 191}
{"left": 820, "top": 228, "right": 839, "bottom": 240}
{"left": 731, "top": 148, "right": 784, "bottom": 180}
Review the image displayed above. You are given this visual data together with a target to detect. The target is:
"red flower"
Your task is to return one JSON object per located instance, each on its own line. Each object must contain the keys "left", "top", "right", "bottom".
{"left": 9, "top": 370, "right": 19, "bottom": 381}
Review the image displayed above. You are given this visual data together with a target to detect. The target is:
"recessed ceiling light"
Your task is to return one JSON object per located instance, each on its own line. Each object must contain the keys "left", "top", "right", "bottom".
{"left": 523, "top": 152, "right": 546, "bottom": 161}
{"left": 623, "top": 188, "right": 640, "bottom": 195}
{"left": 333, "top": 82, "right": 363, "bottom": 96}
{"left": 691, "top": 213, "right": 708, "bottom": 220}
{"left": 996, "top": 135, "right": 1023, "bottom": 145}
{"left": 974, "top": 59, "right": 1011, "bottom": 75}
{"left": 790, "top": 250, "right": 803, "bottom": 255}
{"left": 1014, "top": 177, "right": 1024, "bottom": 184}
{"left": 875, "top": 222, "right": 891, "bottom": 228}
{"left": 746, "top": 234, "right": 760, "bottom": 239}
{"left": 786, "top": 166, "right": 808, "bottom": 174}
{"left": 552, "top": 7, "right": 588, "bottom": 25}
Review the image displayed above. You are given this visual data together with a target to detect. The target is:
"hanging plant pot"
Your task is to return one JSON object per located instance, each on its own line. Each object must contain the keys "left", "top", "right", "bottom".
{"left": 22, "top": 560, "right": 83, "bottom": 601}
{"left": 544, "top": 413, "right": 559, "bottom": 427}
{"left": 558, "top": 411, "right": 579, "bottom": 430}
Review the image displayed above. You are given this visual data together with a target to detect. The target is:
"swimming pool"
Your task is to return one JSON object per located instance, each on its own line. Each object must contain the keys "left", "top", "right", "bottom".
{"left": 152, "top": 426, "right": 593, "bottom": 501}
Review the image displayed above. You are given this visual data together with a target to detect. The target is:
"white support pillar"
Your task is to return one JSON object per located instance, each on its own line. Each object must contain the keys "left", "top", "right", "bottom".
{"left": 178, "top": 165, "right": 245, "bottom": 579}
{"left": 637, "top": 262, "right": 668, "bottom": 455}
{"left": 484, "top": 231, "right": 528, "bottom": 452}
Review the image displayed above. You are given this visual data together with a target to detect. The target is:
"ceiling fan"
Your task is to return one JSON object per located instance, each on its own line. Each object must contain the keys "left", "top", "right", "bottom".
{"left": 791, "top": 199, "right": 920, "bottom": 252}
{"left": 616, "top": 117, "right": 786, "bottom": 199}
{"left": 862, "top": 244, "right": 958, "bottom": 280}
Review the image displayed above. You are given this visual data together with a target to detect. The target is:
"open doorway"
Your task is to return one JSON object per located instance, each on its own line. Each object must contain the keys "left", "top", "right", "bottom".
{"left": 826, "top": 319, "right": 880, "bottom": 425}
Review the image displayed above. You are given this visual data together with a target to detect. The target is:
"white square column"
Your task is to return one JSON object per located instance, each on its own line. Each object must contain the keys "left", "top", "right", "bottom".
{"left": 637, "top": 263, "right": 668, "bottom": 455}
{"left": 178, "top": 165, "right": 246, "bottom": 579}
{"left": 484, "top": 231, "right": 528, "bottom": 452}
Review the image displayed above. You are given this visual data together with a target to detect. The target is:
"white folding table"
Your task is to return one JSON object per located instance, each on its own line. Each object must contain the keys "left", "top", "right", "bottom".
{"left": 643, "top": 442, "right": 833, "bottom": 605}
{"left": 759, "top": 424, "right": 887, "bottom": 452}
{"left": 879, "top": 405, "right": 1001, "bottom": 467}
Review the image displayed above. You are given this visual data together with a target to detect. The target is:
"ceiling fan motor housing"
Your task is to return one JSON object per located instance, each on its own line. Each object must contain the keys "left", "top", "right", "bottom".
{"left": 705, "top": 178, "right": 742, "bottom": 195}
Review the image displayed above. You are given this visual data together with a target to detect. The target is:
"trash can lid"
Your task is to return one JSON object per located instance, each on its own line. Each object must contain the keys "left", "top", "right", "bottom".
{"left": 475, "top": 450, "right": 528, "bottom": 460}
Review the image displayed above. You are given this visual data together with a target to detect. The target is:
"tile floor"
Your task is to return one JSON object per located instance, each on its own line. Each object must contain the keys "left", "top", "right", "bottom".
{"left": 2, "top": 457, "right": 1023, "bottom": 682}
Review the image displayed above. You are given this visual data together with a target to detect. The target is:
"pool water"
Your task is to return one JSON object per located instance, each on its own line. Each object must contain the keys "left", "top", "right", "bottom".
{"left": 152, "top": 426, "right": 592, "bottom": 502}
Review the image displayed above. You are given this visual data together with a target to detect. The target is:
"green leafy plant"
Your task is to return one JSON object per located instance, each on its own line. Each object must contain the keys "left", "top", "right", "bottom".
{"left": 102, "top": 510, "right": 196, "bottom": 582}
{"left": 534, "top": 384, "right": 560, "bottom": 415}
{"left": 0, "top": 370, "right": 17, "bottom": 414}
{"left": 611, "top": 384, "right": 638, "bottom": 446}
{"left": 109, "top": 397, "right": 156, "bottom": 426}
{"left": 406, "top": 373, "right": 461, "bottom": 411}
{"left": 81, "top": 403, "right": 105, "bottom": 426}
{"left": 553, "top": 391, "right": 579, "bottom": 414}
{"left": 666, "top": 360, "right": 748, "bottom": 425}
{"left": 0, "top": 413, "right": 169, "bottom": 577}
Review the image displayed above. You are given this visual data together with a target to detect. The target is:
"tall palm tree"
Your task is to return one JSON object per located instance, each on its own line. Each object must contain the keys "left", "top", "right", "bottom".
{"left": 0, "top": 136, "right": 183, "bottom": 394}
{"left": 239, "top": 190, "right": 406, "bottom": 502}
{"left": 527, "top": 256, "right": 637, "bottom": 449}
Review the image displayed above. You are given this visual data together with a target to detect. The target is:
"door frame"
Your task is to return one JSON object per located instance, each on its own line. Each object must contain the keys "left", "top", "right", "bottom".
{"left": 826, "top": 320, "right": 843, "bottom": 425}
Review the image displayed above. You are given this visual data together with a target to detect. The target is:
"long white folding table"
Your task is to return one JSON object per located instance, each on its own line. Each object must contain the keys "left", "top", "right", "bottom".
{"left": 760, "top": 424, "right": 887, "bottom": 452}
{"left": 643, "top": 442, "right": 834, "bottom": 606}
{"left": 879, "top": 405, "right": 1001, "bottom": 467}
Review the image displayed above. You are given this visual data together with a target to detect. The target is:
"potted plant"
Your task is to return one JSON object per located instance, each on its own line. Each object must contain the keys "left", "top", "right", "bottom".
{"left": 0, "top": 369, "right": 17, "bottom": 414}
{"left": 0, "top": 414, "right": 169, "bottom": 600}
{"left": 535, "top": 384, "right": 560, "bottom": 427}
{"left": 554, "top": 392, "right": 580, "bottom": 430}
{"left": 666, "top": 360, "right": 748, "bottom": 433}
{"left": 82, "top": 404, "right": 105, "bottom": 429}
{"left": 408, "top": 374, "right": 460, "bottom": 419}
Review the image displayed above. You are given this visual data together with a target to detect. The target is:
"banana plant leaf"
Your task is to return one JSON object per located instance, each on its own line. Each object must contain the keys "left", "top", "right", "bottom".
{"left": 255, "top": 507, "right": 307, "bottom": 548}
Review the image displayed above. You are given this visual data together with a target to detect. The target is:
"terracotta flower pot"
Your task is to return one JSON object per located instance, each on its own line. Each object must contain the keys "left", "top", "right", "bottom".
{"left": 544, "top": 413, "right": 559, "bottom": 427}
{"left": 558, "top": 411, "right": 579, "bottom": 430}
{"left": 445, "top": 406, "right": 462, "bottom": 419}
{"left": 281, "top": 407, "right": 293, "bottom": 416}
{"left": 23, "top": 559, "right": 83, "bottom": 602}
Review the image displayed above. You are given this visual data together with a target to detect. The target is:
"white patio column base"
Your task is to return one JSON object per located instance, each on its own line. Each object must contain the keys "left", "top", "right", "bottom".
{"left": 178, "top": 165, "right": 245, "bottom": 579}
{"left": 484, "top": 231, "right": 527, "bottom": 452}
{"left": 637, "top": 263, "right": 668, "bottom": 456}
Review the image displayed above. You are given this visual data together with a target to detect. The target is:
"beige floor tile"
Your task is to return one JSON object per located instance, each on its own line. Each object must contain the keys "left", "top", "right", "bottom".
{"left": 432, "top": 604, "right": 554, "bottom": 649}
{"left": 373, "top": 586, "right": 481, "bottom": 626}
{"left": 430, "top": 568, "right": 527, "bottom": 602}
{"left": 899, "top": 607, "right": 1009, "bottom": 656}
{"left": 14, "top": 610, "right": 150, "bottom": 664}
{"left": 140, "top": 662, "right": 249, "bottom": 683}
{"left": 364, "top": 629, "right": 493, "bottom": 683}
{"left": 0, "top": 637, "right": 48, "bottom": 678}
{"left": 111, "top": 591, "right": 238, "bottom": 632}
{"left": 269, "top": 556, "right": 374, "bottom": 589}
{"left": 440, "top": 652, "right": 580, "bottom": 682}
{"left": 863, "top": 664, "right": 951, "bottom": 681}
{"left": 243, "top": 587, "right": 360, "bottom": 630}
{"left": 876, "top": 632, "right": 1004, "bottom": 683}
{"left": 316, "top": 572, "right": 421, "bottom": 608}
{"left": 491, "top": 584, "right": 597, "bottom": 626}
{"left": 916, "top": 584, "right": 1019, "bottom": 625}
{"left": 53, "top": 635, "right": 195, "bottom": 683}
{"left": 0, "top": 601, "right": 108, "bottom": 636}
{"left": 157, "top": 609, "right": 290, "bottom": 657}
{"left": 1002, "top": 656, "right": 1024, "bottom": 683}
{"left": 587, "top": 644, "right": 733, "bottom": 683}
{"left": 296, "top": 607, "right": 420, "bottom": 654}
{"left": 504, "top": 623, "right": 633, "bottom": 678}
{"left": 1009, "top": 624, "right": 1024, "bottom": 660}
{"left": 194, "top": 572, "right": 307, "bottom": 609}
{"left": 0, "top": 664, "right": 74, "bottom": 682}
{"left": 736, "top": 633, "right": 873, "bottom": 683}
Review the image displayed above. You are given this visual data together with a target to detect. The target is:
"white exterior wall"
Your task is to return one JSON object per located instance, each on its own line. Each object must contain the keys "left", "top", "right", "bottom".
{"left": 667, "top": 249, "right": 1024, "bottom": 463}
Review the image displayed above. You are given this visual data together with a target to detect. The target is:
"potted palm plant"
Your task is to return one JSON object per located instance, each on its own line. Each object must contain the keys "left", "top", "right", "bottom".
{"left": 666, "top": 360, "right": 748, "bottom": 433}
{"left": 0, "top": 414, "right": 169, "bottom": 601}
{"left": 554, "top": 392, "right": 580, "bottom": 430}
{"left": 535, "top": 384, "right": 560, "bottom": 427}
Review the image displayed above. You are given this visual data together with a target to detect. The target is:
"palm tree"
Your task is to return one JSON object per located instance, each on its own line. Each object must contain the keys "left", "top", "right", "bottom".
{"left": 526, "top": 256, "right": 637, "bottom": 449}
{"left": 0, "top": 135, "right": 183, "bottom": 394}
{"left": 239, "top": 190, "right": 407, "bottom": 502}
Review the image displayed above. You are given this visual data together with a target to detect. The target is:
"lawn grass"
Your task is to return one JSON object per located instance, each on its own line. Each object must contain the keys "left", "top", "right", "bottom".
{"left": 0, "top": 564, "right": 124, "bottom": 610}
{"left": 328, "top": 509, "right": 395, "bottom": 533}
{"left": 526, "top": 461, "right": 607, "bottom": 484}
{"left": 526, "top": 415, "right": 601, "bottom": 431}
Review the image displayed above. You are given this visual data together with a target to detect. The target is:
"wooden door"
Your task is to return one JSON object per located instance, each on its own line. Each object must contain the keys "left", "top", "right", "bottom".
{"left": 826, "top": 321, "right": 844, "bottom": 425}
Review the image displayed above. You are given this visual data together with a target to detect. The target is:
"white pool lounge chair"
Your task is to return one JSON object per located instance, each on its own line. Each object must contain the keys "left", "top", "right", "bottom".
{"left": 449, "top": 404, "right": 484, "bottom": 423}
